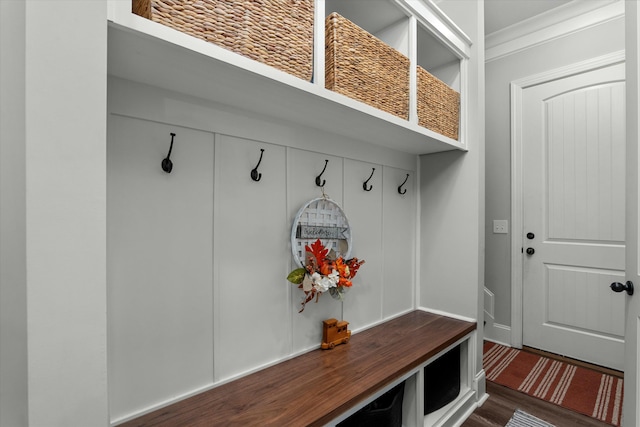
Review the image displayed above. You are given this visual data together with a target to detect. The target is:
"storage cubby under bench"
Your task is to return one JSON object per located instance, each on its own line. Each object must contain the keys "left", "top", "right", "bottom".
{"left": 120, "top": 310, "right": 476, "bottom": 426}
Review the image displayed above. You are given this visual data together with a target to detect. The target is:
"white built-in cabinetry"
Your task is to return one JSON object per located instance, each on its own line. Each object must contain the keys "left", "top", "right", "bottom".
{"left": 107, "top": 0, "right": 470, "bottom": 155}
{"left": 106, "top": 1, "right": 478, "bottom": 426}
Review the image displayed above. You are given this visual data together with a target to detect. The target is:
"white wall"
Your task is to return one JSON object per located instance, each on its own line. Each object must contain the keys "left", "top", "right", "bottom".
{"left": 107, "top": 78, "right": 418, "bottom": 423}
{"left": 420, "top": 0, "right": 485, "bottom": 396}
{"left": 0, "top": 1, "right": 109, "bottom": 426}
{"left": 25, "top": 1, "right": 109, "bottom": 425}
{"left": 484, "top": 10, "right": 625, "bottom": 339}
{"left": 0, "top": 1, "right": 28, "bottom": 425}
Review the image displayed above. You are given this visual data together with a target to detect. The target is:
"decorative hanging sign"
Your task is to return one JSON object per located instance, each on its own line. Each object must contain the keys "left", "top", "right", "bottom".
{"left": 291, "top": 197, "right": 352, "bottom": 268}
{"left": 296, "top": 225, "right": 349, "bottom": 240}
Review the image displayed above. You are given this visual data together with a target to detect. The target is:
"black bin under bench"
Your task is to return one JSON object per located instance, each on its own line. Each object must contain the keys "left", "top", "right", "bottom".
{"left": 424, "top": 344, "right": 461, "bottom": 414}
{"left": 338, "top": 381, "right": 405, "bottom": 427}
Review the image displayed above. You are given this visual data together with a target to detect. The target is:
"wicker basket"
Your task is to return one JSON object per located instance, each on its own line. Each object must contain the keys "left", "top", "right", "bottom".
{"left": 417, "top": 66, "right": 460, "bottom": 140}
{"left": 132, "top": 0, "right": 314, "bottom": 81}
{"left": 325, "top": 12, "right": 410, "bottom": 120}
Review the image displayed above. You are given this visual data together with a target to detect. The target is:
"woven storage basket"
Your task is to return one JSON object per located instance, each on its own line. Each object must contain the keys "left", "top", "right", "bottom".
{"left": 325, "top": 12, "right": 410, "bottom": 120}
{"left": 417, "top": 66, "right": 460, "bottom": 140}
{"left": 132, "top": 0, "right": 314, "bottom": 81}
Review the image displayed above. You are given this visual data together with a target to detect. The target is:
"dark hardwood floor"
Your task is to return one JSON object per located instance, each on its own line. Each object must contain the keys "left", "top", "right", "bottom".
{"left": 462, "top": 381, "right": 612, "bottom": 427}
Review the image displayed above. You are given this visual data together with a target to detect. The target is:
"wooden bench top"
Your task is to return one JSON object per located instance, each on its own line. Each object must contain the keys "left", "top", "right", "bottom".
{"left": 121, "top": 310, "right": 476, "bottom": 427}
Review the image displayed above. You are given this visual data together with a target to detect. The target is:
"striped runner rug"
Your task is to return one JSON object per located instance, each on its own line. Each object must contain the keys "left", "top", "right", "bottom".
{"left": 506, "top": 409, "right": 555, "bottom": 427}
{"left": 484, "top": 341, "right": 623, "bottom": 426}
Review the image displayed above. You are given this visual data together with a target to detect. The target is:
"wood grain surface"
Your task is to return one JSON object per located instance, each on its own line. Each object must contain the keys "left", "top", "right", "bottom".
{"left": 462, "top": 381, "right": 612, "bottom": 427}
{"left": 121, "top": 310, "right": 476, "bottom": 427}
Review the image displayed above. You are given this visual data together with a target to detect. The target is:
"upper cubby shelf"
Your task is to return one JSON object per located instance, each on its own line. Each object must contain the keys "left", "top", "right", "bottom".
{"left": 106, "top": 0, "right": 471, "bottom": 155}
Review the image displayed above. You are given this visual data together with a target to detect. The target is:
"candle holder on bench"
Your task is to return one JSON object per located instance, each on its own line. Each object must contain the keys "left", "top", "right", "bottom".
{"left": 321, "top": 318, "right": 351, "bottom": 350}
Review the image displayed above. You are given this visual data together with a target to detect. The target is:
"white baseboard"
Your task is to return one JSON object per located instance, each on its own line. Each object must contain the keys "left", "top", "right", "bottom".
{"left": 474, "top": 369, "right": 488, "bottom": 406}
{"left": 483, "top": 322, "right": 511, "bottom": 347}
{"left": 419, "top": 307, "right": 476, "bottom": 323}
{"left": 425, "top": 389, "right": 477, "bottom": 427}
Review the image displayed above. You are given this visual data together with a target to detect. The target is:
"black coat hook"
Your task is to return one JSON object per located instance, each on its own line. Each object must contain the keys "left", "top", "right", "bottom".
{"left": 398, "top": 174, "right": 409, "bottom": 195}
{"left": 251, "top": 149, "right": 265, "bottom": 182}
{"left": 316, "top": 159, "right": 329, "bottom": 187}
{"left": 363, "top": 168, "right": 375, "bottom": 191}
{"left": 161, "top": 133, "right": 176, "bottom": 173}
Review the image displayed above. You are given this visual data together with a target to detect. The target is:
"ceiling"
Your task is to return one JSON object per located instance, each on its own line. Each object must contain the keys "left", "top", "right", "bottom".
{"left": 484, "top": 0, "right": 573, "bottom": 35}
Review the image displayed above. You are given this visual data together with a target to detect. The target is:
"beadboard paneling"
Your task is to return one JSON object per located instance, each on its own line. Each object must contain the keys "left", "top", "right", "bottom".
{"left": 213, "top": 135, "right": 290, "bottom": 381}
{"left": 343, "top": 159, "right": 384, "bottom": 328}
{"left": 383, "top": 166, "right": 417, "bottom": 317}
{"left": 107, "top": 115, "right": 214, "bottom": 420}
{"left": 546, "top": 83, "right": 625, "bottom": 243}
{"left": 287, "top": 149, "right": 344, "bottom": 352}
{"left": 107, "top": 81, "right": 419, "bottom": 421}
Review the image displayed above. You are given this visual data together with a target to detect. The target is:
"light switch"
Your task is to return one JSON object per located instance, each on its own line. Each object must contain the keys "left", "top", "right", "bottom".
{"left": 493, "top": 220, "right": 508, "bottom": 234}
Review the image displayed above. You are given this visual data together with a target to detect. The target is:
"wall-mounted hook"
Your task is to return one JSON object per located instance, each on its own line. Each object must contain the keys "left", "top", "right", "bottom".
{"left": 251, "top": 148, "right": 265, "bottom": 182}
{"left": 161, "top": 132, "right": 176, "bottom": 173}
{"left": 316, "top": 159, "right": 329, "bottom": 187}
{"left": 398, "top": 173, "right": 409, "bottom": 195}
{"left": 363, "top": 168, "right": 375, "bottom": 191}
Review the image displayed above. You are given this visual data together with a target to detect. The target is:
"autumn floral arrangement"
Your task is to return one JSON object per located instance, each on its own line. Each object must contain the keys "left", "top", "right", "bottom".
{"left": 287, "top": 239, "right": 365, "bottom": 312}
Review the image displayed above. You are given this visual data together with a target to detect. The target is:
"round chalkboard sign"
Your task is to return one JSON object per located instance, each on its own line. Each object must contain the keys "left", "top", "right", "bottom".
{"left": 291, "top": 197, "right": 352, "bottom": 267}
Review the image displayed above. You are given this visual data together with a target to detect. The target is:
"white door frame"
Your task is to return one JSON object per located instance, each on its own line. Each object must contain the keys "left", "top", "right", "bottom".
{"left": 509, "top": 50, "right": 626, "bottom": 348}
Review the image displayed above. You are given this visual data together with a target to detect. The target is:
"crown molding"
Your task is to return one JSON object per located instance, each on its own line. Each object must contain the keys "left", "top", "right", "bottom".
{"left": 485, "top": 0, "right": 623, "bottom": 63}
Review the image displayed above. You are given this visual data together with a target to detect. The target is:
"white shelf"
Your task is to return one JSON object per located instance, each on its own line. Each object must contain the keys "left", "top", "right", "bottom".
{"left": 107, "top": 0, "right": 469, "bottom": 155}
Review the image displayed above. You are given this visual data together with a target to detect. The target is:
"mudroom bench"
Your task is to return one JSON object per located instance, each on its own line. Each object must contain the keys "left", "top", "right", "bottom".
{"left": 120, "top": 310, "right": 477, "bottom": 427}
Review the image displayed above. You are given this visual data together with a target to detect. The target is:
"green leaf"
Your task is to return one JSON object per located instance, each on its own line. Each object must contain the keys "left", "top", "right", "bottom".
{"left": 287, "top": 268, "right": 307, "bottom": 284}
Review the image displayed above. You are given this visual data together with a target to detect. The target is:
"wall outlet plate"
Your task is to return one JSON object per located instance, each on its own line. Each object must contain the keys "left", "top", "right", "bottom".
{"left": 493, "top": 220, "right": 508, "bottom": 234}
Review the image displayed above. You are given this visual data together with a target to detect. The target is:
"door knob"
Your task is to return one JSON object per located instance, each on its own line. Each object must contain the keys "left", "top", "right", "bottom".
{"left": 526, "top": 247, "right": 535, "bottom": 255}
{"left": 610, "top": 281, "right": 634, "bottom": 296}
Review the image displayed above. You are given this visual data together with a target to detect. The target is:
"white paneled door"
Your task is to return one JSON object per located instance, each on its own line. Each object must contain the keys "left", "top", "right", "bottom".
{"left": 624, "top": 3, "right": 640, "bottom": 422}
{"left": 522, "top": 63, "right": 626, "bottom": 370}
